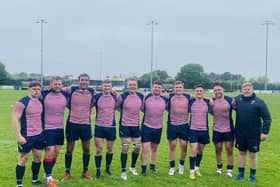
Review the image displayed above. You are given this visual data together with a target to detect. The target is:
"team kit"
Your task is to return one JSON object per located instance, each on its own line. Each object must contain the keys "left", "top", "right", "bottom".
{"left": 12, "top": 74, "right": 272, "bottom": 187}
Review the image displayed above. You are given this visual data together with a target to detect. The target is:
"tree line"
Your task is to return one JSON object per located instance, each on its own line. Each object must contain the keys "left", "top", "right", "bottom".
{"left": 1, "top": 62, "right": 280, "bottom": 90}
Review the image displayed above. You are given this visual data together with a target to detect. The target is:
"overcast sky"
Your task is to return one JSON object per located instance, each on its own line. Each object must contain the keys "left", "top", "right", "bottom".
{"left": 1, "top": 0, "right": 279, "bottom": 81}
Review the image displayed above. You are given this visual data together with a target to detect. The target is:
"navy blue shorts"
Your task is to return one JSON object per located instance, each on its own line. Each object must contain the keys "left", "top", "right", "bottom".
{"left": 119, "top": 125, "right": 141, "bottom": 138}
{"left": 167, "top": 123, "right": 189, "bottom": 141}
{"left": 94, "top": 125, "right": 116, "bottom": 141}
{"left": 18, "top": 133, "right": 46, "bottom": 153}
{"left": 141, "top": 125, "right": 162, "bottom": 144}
{"left": 212, "top": 131, "right": 234, "bottom": 144}
{"left": 189, "top": 129, "right": 210, "bottom": 144}
{"left": 44, "top": 129, "right": 64, "bottom": 146}
{"left": 66, "top": 122, "right": 92, "bottom": 142}
{"left": 235, "top": 134, "right": 260, "bottom": 153}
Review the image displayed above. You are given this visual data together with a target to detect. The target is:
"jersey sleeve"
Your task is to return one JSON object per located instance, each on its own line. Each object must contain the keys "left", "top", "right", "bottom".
{"left": 13, "top": 102, "right": 25, "bottom": 118}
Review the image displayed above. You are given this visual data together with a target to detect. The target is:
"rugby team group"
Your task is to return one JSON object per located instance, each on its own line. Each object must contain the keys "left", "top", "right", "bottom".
{"left": 12, "top": 73, "right": 272, "bottom": 187}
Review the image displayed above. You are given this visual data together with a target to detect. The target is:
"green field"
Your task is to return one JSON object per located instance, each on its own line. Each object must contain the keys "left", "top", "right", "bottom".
{"left": 0, "top": 90, "right": 279, "bottom": 187}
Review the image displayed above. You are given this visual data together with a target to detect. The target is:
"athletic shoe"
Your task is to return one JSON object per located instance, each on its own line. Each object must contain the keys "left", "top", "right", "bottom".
{"left": 129, "top": 167, "right": 138, "bottom": 175}
{"left": 189, "top": 172, "right": 196, "bottom": 180}
{"left": 95, "top": 170, "right": 101, "bottom": 180}
{"left": 121, "top": 172, "right": 127, "bottom": 180}
{"left": 31, "top": 180, "right": 43, "bottom": 185}
{"left": 195, "top": 169, "right": 202, "bottom": 177}
{"left": 82, "top": 171, "right": 92, "bottom": 180}
{"left": 168, "top": 168, "right": 175, "bottom": 176}
{"left": 141, "top": 172, "right": 147, "bottom": 176}
{"left": 248, "top": 176, "right": 256, "bottom": 184}
{"left": 16, "top": 184, "right": 23, "bottom": 187}
{"left": 150, "top": 168, "right": 157, "bottom": 174}
{"left": 235, "top": 173, "right": 244, "bottom": 181}
{"left": 216, "top": 169, "right": 222, "bottom": 175}
{"left": 61, "top": 173, "right": 71, "bottom": 181}
{"left": 105, "top": 168, "right": 111, "bottom": 176}
{"left": 178, "top": 164, "right": 184, "bottom": 175}
{"left": 225, "top": 171, "right": 233, "bottom": 178}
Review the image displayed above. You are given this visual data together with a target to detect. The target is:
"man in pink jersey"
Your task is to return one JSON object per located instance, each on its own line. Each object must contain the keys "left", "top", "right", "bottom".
{"left": 41, "top": 76, "right": 68, "bottom": 187}
{"left": 117, "top": 79, "right": 144, "bottom": 180}
{"left": 188, "top": 84, "right": 210, "bottom": 180}
{"left": 13, "top": 82, "right": 45, "bottom": 187}
{"left": 166, "top": 81, "right": 190, "bottom": 176}
{"left": 94, "top": 80, "right": 117, "bottom": 179}
{"left": 62, "top": 73, "right": 95, "bottom": 180}
{"left": 210, "top": 82, "right": 234, "bottom": 178}
{"left": 141, "top": 81, "right": 168, "bottom": 176}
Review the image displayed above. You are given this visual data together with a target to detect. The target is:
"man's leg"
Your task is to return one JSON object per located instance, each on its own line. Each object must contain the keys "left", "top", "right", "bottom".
{"left": 44, "top": 146, "right": 57, "bottom": 182}
{"left": 225, "top": 141, "right": 234, "bottom": 178}
{"left": 215, "top": 142, "right": 223, "bottom": 174}
{"left": 16, "top": 153, "right": 30, "bottom": 186}
{"left": 150, "top": 143, "right": 159, "bottom": 173}
{"left": 64, "top": 141, "right": 75, "bottom": 176}
{"left": 120, "top": 138, "right": 130, "bottom": 174}
{"left": 141, "top": 142, "right": 150, "bottom": 176}
{"left": 168, "top": 139, "right": 177, "bottom": 175}
{"left": 81, "top": 140, "right": 91, "bottom": 179}
{"left": 235, "top": 151, "right": 246, "bottom": 180}
{"left": 130, "top": 137, "right": 141, "bottom": 175}
{"left": 31, "top": 149, "right": 43, "bottom": 185}
{"left": 94, "top": 137, "right": 103, "bottom": 179}
{"left": 105, "top": 140, "right": 115, "bottom": 176}
{"left": 178, "top": 139, "right": 187, "bottom": 174}
{"left": 249, "top": 152, "right": 257, "bottom": 183}
{"left": 189, "top": 142, "right": 198, "bottom": 179}
{"left": 195, "top": 143, "right": 205, "bottom": 176}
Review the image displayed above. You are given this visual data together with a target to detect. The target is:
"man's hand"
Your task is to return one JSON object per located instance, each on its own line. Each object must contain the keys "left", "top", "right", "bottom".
{"left": 17, "top": 135, "right": 27, "bottom": 145}
{"left": 260, "top": 133, "right": 268, "bottom": 141}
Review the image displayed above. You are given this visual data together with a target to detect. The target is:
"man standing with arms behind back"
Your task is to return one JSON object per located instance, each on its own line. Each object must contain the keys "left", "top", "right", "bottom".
{"left": 234, "top": 82, "right": 271, "bottom": 184}
{"left": 62, "top": 73, "right": 95, "bottom": 181}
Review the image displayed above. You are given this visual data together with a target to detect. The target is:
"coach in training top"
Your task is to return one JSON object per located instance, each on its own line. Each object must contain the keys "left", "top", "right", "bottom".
{"left": 234, "top": 82, "right": 271, "bottom": 184}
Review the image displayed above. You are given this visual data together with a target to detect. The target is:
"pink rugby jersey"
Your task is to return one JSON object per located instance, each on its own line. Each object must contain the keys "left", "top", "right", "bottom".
{"left": 212, "top": 97, "right": 232, "bottom": 133}
{"left": 143, "top": 94, "right": 167, "bottom": 129}
{"left": 168, "top": 94, "right": 190, "bottom": 125}
{"left": 95, "top": 93, "right": 117, "bottom": 127}
{"left": 13, "top": 97, "right": 43, "bottom": 137}
{"left": 64, "top": 86, "right": 94, "bottom": 124}
{"left": 42, "top": 91, "right": 68, "bottom": 130}
{"left": 117, "top": 92, "right": 144, "bottom": 126}
{"left": 189, "top": 98, "right": 209, "bottom": 131}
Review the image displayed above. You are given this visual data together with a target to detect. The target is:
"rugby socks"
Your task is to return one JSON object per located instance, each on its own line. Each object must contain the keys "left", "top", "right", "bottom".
{"left": 43, "top": 158, "right": 55, "bottom": 177}
{"left": 131, "top": 151, "right": 139, "bottom": 168}
{"left": 95, "top": 155, "right": 102, "bottom": 178}
{"left": 238, "top": 167, "right": 245, "bottom": 177}
{"left": 141, "top": 165, "right": 147, "bottom": 174}
{"left": 250, "top": 168, "right": 256, "bottom": 177}
{"left": 121, "top": 153, "right": 127, "bottom": 172}
{"left": 65, "top": 154, "right": 72, "bottom": 174}
{"left": 31, "top": 161, "right": 41, "bottom": 181}
{"left": 179, "top": 159, "right": 185, "bottom": 166}
{"left": 170, "top": 160, "right": 175, "bottom": 168}
{"left": 196, "top": 153, "right": 203, "bottom": 168}
{"left": 106, "top": 152, "right": 113, "bottom": 171}
{"left": 150, "top": 164, "right": 156, "bottom": 171}
{"left": 217, "top": 163, "right": 223, "bottom": 170}
{"left": 16, "top": 165, "right": 25, "bottom": 185}
{"left": 83, "top": 153, "right": 90, "bottom": 173}
{"left": 189, "top": 156, "right": 196, "bottom": 171}
{"left": 227, "top": 165, "right": 233, "bottom": 173}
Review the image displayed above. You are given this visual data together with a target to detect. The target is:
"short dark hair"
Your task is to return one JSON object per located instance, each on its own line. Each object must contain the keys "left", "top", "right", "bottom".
{"left": 153, "top": 80, "right": 163, "bottom": 86}
{"left": 78, "top": 73, "right": 90, "bottom": 80}
{"left": 194, "top": 84, "right": 204, "bottom": 89}
{"left": 28, "top": 81, "right": 41, "bottom": 88}
{"left": 212, "top": 82, "right": 224, "bottom": 88}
